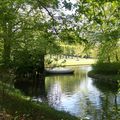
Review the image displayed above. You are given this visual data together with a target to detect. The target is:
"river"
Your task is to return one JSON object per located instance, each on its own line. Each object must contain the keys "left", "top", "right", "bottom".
{"left": 15, "top": 65, "right": 120, "bottom": 120}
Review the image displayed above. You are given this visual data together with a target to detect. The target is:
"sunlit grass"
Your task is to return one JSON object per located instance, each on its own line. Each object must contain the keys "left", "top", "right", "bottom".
{"left": 61, "top": 58, "right": 96, "bottom": 66}
{"left": 50, "top": 58, "right": 96, "bottom": 67}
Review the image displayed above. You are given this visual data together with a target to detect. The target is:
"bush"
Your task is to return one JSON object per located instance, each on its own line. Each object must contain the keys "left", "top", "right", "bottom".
{"left": 12, "top": 49, "right": 45, "bottom": 77}
{"left": 92, "top": 62, "right": 120, "bottom": 75}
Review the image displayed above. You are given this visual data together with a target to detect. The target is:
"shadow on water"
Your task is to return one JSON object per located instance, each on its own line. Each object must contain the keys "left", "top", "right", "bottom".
{"left": 92, "top": 79, "right": 119, "bottom": 94}
{"left": 14, "top": 76, "right": 47, "bottom": 102}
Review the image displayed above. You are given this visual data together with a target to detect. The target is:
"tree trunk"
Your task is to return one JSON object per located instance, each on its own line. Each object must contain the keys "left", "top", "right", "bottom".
{"left": 38, "top": 54, "right": 45, "bottom": 75}
{"left": 107, "top": 55, "right": 111, "bottom": 63}
{"left": 2, "top": 22, "right": 12, "bottom": 68}
{"left": 115, "top": 52, "right": 119, "bottom": 62}
{"left": 3, "top": 38, "right": 11, "bottom": 67}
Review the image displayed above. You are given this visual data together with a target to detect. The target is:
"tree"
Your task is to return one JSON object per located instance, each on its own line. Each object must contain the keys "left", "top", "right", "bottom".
{"left": 0, "top": 0, "right": 62, "bottom": 76}
{"left": 0, "top": 0, "right": 20, "bottom": 67}
{"left": 73, "top": 0, "right": 120, "bottom": 62}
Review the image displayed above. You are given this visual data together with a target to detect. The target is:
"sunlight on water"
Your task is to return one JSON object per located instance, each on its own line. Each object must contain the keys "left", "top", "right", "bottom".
{"left": 45, "top": 66, "right": 120, "bottom": 120}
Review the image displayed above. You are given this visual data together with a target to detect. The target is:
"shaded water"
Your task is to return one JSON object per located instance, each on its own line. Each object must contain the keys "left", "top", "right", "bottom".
{"left": 15, "top": 66, "right": 120, "bottom": 120}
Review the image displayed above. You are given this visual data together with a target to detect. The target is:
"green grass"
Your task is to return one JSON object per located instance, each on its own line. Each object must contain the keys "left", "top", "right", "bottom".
{"left": 88, "top": 62, "right": 120, "bottom": 82}
{"left": 0, "top": 82, "right": 79, "bottom": 120}
{"left": 61, "top": 58, "right": 96, "bottom": 66}
{"left": 92, "top": 62, "right": 120, "bottom": 75}
{"left": 46, "top": 58, "right": 96, "bottom": 67}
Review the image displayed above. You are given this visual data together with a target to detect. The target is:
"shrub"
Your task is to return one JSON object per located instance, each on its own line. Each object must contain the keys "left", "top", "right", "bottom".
{"left": 92, "top": 62, "right": 120, "bottom": 75}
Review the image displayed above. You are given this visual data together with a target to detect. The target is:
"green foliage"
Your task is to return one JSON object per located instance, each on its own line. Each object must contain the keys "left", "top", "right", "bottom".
{"left": 12, "top": 49, "right": 34, "bottom": 75}
{"left": 93, "top": 62, "right": 120, "bottom": 75}
{"left": 98, "top": 40, "right": 120, "bottom": 63}
{"left": 76, "top": 0, "right": 120, "bottom": 64}
{"left": 0, "top": 0, "right": 63, "bottom": 75}
{"left": 0, "top": 0, "right": 119, "bottom": 75}
{"left": 37, "top": 0, "right": 59, "bottom": 8}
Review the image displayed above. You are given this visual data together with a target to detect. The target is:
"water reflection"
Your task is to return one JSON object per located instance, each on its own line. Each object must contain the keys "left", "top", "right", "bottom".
{"left": 15, "top": 76, "right": 47, "bottom": 102}
{"left": 45, "top": 66, "right": 120, "bottom": 120}
{"left": 15, "top": 65, "right": 120, "bottom": 120}
{"left": 92, "top": 80, "right": 120, "bottom": 120}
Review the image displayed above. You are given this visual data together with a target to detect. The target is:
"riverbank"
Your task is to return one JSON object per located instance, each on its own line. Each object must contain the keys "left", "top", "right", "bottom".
{"left": 88, "top": 70, "right": 120, "bottom": 84}
{"left": 0, "top": 83, "right": 79, "bottom": 120}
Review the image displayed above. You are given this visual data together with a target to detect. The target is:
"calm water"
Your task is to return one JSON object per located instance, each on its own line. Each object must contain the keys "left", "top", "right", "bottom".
{"left": 15, "top": 65, "right": 120, "bottom": 120}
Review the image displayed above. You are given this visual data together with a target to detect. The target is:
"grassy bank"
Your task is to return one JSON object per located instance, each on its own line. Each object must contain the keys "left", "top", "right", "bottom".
{"left": 88, "top": 62, "right": 120, "bottom": 83}
{"left": 88, "top": 70, "right": 120, "bottom": 84}
{"left": 0, "top": 83, "right": 79, "bottom": 120}
{"left": 62, "top": 58, "right": 96, "bottom": 66}
{"left": 46, "top": 58, "right": 96, "bottom": 67}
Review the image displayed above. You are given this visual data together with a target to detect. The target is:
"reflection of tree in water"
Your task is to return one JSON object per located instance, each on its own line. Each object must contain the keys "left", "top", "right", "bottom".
{"left": 77, "top": 80, "right": 120, "bottom": 120}
{"left": 45, "top": 71, "right": 86, "bottom": 95}
{"left": 93, "top": 79, "right": 119, "bottom": 93}
{"left": 93, "top": 80, "right": 120, "bottom": 120}
{"left": 14, "top": 76, "right": 47, "bottom": 102}
{"left": 79, "top": 97, "right": 102, "bottom": 120}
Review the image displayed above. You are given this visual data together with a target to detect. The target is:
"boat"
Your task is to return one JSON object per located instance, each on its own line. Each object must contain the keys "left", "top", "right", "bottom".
{"left": 45, "top": 67, "right": 74, "bottom": 75}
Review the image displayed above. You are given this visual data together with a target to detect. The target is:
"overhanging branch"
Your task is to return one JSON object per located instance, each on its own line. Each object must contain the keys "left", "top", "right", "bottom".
{"left": 36, "top": 0, "right": 58, "bottom": 35}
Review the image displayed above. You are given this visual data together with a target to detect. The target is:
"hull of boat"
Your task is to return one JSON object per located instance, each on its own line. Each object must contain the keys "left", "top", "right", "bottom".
{"left": 45, "top": 68, "right": 74, "bottom": 75}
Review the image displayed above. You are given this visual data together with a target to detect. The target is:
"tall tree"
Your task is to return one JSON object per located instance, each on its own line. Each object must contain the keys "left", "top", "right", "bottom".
{"left": 73, "top": 0, "right": 120, "bottom": 62}
{"left": 0, "top": 0, "right": 61, "bottom": 75}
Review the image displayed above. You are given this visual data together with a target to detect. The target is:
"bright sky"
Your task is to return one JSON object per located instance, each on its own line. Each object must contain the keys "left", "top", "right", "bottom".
{"left": 57, "top": 0, "right": 78, "bottom": 15}
{"left": 68, "top": 0, "right": 78, "bottom": 4}
{"left": 63, "top": 0, "right": 78, "bottom": 14}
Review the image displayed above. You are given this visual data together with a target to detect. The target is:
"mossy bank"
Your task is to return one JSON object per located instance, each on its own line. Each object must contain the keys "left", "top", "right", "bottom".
{"left": 88, "top": 70, "right": 120, "bottom": 85}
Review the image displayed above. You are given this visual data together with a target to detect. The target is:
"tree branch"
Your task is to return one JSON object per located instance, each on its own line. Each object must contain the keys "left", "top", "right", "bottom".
{"left": 36, "top": 0, "right": 58, "bottom": 35}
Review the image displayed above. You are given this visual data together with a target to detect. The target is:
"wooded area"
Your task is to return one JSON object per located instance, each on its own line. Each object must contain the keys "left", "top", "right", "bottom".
{"left": 0, "top": 0, "right": 119, "bottom": 76}
{"left": 0, "top": 0, "right": 120, "bottom": 119}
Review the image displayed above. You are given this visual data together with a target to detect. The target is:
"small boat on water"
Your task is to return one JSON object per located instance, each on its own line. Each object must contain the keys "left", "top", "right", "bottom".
{"left": 45, "top": 67, "right": 74, "bottom": 75}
